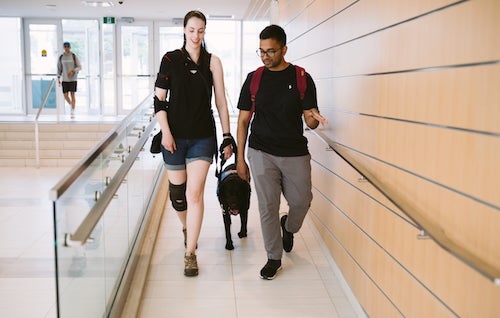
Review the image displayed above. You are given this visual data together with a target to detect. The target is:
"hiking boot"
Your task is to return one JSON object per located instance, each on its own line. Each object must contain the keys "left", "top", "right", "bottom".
{"left": 281, "top": 215, "right": 294, "bottom": 252}
{"left": 260, "top": 259, "right": 282, "bottom": 280}
{"left": 184, "top": 253, "right": 198, "bottom": 277}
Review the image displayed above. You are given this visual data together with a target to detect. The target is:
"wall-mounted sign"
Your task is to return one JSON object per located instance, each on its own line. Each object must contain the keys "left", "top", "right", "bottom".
{"left": 103, "top": 17, "right": 115, "bottom": 24}
{"left": 41, "top": 49, "right": 47, "bottom": 57}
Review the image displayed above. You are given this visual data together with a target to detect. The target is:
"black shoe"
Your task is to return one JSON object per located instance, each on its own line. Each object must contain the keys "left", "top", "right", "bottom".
{"left": 281, "top": 215, "right": 294, "bottom": 252}
{"left": 260, "top": 259, "right": 282, "bottom": 280}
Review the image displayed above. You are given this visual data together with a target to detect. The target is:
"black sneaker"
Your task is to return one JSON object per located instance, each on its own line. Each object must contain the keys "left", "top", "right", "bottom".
{"left": 281, "top": 215, "right": 294, "bottom": 252}
{"left": 260, "top": 259, "right": 282, "bottom": 280}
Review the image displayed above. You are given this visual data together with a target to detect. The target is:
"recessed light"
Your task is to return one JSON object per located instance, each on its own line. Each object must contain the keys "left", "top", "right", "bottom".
{"left": 208, "top": 14, "right": 234, "bottom": 20}
{"left": 81, "top": 1, "right": 114, "bottom": 7}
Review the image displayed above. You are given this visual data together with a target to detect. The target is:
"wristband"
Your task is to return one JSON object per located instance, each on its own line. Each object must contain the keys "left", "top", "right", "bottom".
{"left": 222, "top": 132, "right": 232, "bottom": 137}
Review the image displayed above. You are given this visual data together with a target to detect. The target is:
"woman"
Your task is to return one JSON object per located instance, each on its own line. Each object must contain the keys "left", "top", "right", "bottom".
{"left": 154, "top": 10, "right": 233, "bottom": 276}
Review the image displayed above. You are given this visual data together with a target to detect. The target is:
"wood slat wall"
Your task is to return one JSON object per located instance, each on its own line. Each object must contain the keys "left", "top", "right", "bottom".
{"left": 277, "top": 0, "right": 500, "bottom": 317}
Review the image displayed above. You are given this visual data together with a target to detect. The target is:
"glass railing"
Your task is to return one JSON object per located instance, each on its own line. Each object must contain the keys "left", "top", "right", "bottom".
{"left": 49, "top": 92, "right": 164, "bottom": 317}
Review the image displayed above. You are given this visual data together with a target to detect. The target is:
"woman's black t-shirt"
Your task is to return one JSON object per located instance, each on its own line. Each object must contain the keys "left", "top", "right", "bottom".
{"left": 155, "top": 49, "right": 214, "bottom": 139}
{"left": 237, "top": 64, "right": 318, "bottom": 157}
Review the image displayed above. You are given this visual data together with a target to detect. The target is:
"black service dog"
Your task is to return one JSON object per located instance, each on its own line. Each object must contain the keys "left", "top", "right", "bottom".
{"left": 216, "top": 142, "right": 251, "bottom": 250}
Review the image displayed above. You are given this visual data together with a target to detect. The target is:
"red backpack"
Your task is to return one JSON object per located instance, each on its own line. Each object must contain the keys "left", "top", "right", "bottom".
{"left": 248, "top": 65, "right": 307, "bottom": 123}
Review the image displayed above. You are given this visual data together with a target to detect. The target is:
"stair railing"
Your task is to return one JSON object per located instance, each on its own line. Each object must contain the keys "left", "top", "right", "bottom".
{"left": 34, "top": 78, "right": 56, "bottom": 168}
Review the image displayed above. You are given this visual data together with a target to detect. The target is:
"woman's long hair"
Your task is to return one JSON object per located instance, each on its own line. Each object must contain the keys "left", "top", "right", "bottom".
{"left": 183, "top": 10, "right": 210, "bottom": 66}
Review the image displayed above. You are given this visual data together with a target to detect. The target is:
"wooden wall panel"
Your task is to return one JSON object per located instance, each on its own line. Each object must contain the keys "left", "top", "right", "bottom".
{"left": 323, "top": 111, "right": 499, "bottom": 206}
{"left": 306, "top": 131, "right": 415, "bottom": 225}
{"left": 276, "top": 0, "right": 500, "bottom": 317}
{"left": 287, "top": 0, "right": 500, "bottom": 76}
{"left": 311, "top": 64, "right": 500, "bottom": 134}
{"left": 309, "top": 187, "right": 457, "bottom": 317}
{"left": 286, "top": 0, "right": 461, "bottom": 62}
{"left": 309, "top": 207, "right": 403, "bottom": 318}
{"left": 310, "top": 154, "right": 500, "bottom": 317}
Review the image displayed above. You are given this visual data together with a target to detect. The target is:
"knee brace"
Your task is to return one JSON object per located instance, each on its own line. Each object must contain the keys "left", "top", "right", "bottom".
{"left": 169, "top": 182, "right": 187, "bottom": 211}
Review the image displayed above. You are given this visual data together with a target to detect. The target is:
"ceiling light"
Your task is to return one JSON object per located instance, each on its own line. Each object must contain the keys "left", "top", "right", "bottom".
{"left": 81, "top": 1, "right": 114, "bottom": 7}
{"left": 208, "top": 14, "right": 234, "bottom": 20}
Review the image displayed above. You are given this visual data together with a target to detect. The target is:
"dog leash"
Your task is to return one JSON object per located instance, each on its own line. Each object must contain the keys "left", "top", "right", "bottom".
{"left": 216, "top": 137, "right": 238, "bottom": 179}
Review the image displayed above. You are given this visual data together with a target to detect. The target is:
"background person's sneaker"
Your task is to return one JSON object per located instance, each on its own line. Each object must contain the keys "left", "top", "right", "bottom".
{"left": 260, "top": 259, "right": 282, "bottom": 280}
{"left": 281, "top": 215, "right": 294, "bottom": 252}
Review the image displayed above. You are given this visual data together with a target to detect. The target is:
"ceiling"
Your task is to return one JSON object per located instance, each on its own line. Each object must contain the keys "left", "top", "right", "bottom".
{"left": 0, "top": 0, "right": 270, "bottom": 22}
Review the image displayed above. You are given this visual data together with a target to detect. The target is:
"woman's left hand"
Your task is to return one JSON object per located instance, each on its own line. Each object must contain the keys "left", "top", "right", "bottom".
{"left": 219, "top": 135, "right": 234, "bottom": 161}
{"left": 222, "top": 141, "right": 233, "bottom": 160}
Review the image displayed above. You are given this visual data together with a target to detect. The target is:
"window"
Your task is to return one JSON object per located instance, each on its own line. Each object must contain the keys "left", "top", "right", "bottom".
{"left": 0, "top": 18, "right": 23, "bottom": 114}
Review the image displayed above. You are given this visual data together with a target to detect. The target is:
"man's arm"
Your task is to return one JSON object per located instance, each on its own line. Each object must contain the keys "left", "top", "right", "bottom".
{"left": 303, "top": 108, "right": 328, "bottom": 129}
{"left": 236, "top": 110, "right": 251, "bottom": 181}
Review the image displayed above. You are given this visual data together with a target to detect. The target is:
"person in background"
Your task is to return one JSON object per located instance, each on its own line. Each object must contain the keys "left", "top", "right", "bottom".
{"left": 236, "top": 24, "right": 327, "bottom": 280}
{"left": 154, "top": 10, "right": 234, "bottom": 277}
{"left": 57, "top": 41, "right": 81, "bottom": 118}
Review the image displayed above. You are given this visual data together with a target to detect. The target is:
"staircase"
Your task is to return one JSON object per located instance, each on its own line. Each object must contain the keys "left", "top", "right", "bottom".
{"left": 0, "top": 122, "right": 116, "bottom": 167}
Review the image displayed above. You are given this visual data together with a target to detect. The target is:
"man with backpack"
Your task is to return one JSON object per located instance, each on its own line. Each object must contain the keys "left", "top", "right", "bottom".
{"left": 236, "top": 24, "right": 327, "bottom": 280}
{"left": 57, "top": 42, "right": 81, "bottom": 118}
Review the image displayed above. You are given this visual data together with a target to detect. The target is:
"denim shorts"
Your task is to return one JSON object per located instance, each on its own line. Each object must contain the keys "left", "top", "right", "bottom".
{"left": 161, "top": 137, "right": 215, "bottom": 170}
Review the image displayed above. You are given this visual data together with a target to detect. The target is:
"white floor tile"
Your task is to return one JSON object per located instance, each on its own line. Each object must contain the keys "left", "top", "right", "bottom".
{"left": 140, "top": 161, "right": 362, "bottom": 318}
{"left": 0, "top": 119, "right": 362, "bottom": 317}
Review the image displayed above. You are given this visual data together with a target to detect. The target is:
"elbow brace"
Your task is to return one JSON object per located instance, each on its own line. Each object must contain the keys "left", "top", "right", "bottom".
{"left": 154, "top": 95, "right": 170, "bottom": 113}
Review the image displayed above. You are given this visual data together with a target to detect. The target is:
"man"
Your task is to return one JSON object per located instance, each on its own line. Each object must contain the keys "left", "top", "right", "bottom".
{"left": 57, "top": 42, "right": 81, "bottom": 118}
{"left": 236, "top": 24, "right": 327, "bottom": 280}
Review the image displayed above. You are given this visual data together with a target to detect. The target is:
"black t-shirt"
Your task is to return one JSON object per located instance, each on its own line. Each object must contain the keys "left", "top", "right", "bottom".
{"left": 155, "top": 49, "right": 214, "bottom": 139}
{"left": 237, "top": 64, "right": 318, "bottom": 156}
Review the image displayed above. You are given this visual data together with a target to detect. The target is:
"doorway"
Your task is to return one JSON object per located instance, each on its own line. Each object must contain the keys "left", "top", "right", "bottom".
{"left": 24, "top": 19, "right": 100, "bottom": 117}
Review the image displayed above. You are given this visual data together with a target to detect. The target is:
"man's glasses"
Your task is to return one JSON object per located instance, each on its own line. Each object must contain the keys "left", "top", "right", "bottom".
{"left": 256, "top": 47, "right": 283, "bottom": 58}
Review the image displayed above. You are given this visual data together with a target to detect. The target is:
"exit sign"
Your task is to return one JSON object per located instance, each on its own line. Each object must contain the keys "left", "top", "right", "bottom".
{"left": 103, "top": 17, "right": 115, "bottom": 24}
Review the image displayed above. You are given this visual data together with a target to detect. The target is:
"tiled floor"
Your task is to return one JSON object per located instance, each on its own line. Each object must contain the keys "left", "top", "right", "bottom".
{"left": 139, "top": 163, "right": 364, "bottom": 318}
{"left": 0, "top": 166, "right": 70, "bottom": 318}
{"left": 0, "top": 116, "right": 364, "bottom": 318}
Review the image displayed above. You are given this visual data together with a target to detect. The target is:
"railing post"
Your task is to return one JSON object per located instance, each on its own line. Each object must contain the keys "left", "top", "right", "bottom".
{"left": 34, "top": 78, "right": 56, "bottom": 169}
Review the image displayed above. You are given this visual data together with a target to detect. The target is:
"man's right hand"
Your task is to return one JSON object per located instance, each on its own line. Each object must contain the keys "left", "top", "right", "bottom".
{"left": 237, "top": 160, "right": 250, "bottom": 182}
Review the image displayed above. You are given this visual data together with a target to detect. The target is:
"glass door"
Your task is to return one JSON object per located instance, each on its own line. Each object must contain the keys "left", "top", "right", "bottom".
{"left": 62, "top": 19, "right": 101, "bottom": 116}
{"left": 24, "top": 20, "right": 61, "bottom": 115}
{"left": 24, "top": 19, "right": 100, "bottom": 117}
{"left": 117, "top": 21, "right": 154, "bottom": 114}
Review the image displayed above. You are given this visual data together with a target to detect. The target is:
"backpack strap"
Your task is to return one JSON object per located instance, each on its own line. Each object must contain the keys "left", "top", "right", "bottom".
{"left": 248, "top": 66, "right": 265, "bottom": 124}
{"left": 248, "top": 65, "right": 307, "bottom": 123}
{"left": 59, "top": 53, "right": 77, "bottom": 68}
{"left": 295, "top": 65, "right": 307, "bottom": 100}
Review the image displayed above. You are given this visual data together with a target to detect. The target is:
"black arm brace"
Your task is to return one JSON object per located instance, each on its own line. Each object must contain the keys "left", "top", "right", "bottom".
{"left": 154, "top": 95, "right": 170, "bottom": 113}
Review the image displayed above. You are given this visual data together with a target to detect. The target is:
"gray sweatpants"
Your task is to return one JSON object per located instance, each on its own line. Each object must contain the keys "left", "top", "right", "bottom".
{"left": 247, "top": 147, "right": 313, "bottom": 260}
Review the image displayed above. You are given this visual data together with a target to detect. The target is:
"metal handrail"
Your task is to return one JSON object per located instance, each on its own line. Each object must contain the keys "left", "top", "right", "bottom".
{"left": 49, "top": 92, "right": 154, "bottom": 201}
{"left": 34, "top": 78, "right": 56, "bottom": 168}
{"left": 312, "top": 130, "right": 500, "bottom": 285}
{"left": 64, "top": 115, "right": 156, "bottom": 246}
{"left": 50, "top": 92, "right": 156, "bottom": 245}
